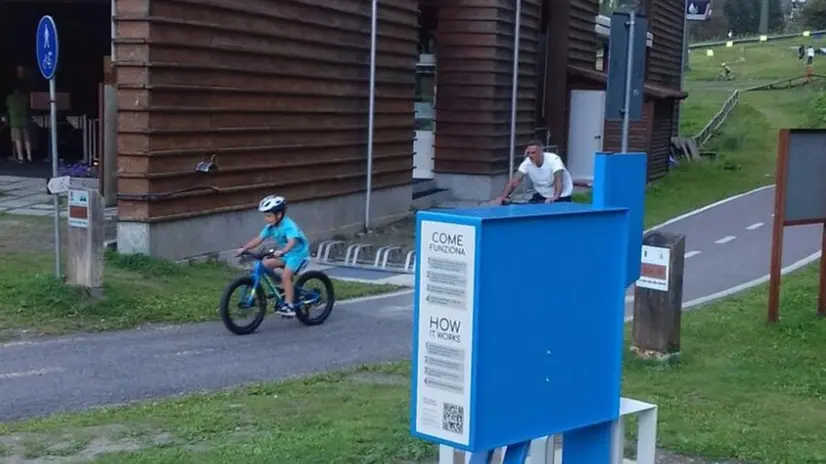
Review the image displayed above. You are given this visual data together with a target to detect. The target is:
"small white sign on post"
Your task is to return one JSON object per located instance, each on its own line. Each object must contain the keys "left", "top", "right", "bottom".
{"left": 47, "top": 176, "right": 70, "bottom": 195}
{"left": 68, "top": 189, "right": 89, "bottom": 229}
{"left": 637, "top": 245, "right": 670, "bottom": 292}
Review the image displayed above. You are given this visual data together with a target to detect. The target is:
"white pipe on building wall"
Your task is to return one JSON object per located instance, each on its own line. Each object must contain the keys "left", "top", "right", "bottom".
{"left": 508, "top": 0, "right": 523, "bottom": 179}
{"left": 365, "top": 0, "right": 378, "bottom": 230}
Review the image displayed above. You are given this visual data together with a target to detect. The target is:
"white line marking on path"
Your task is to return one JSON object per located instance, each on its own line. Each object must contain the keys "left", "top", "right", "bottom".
{"left": 715, "top": 236, "right": 737, "bottom": 244}
{"left": 646, "top": 185, "right": 773, "bottom": 232}
{"left": 746, "top": 222, "right": 764, "bottom": 230}
{"left": 0, "top": 336, "right": 88, "bottom": 350}
{"left": 163, "top": 349, "right": 216, "bottom": 358}
{"left": 0, "top": 367, "right": 65, "bottom": 380}
{"left": 685, "top": 250, "right": 702, "bottom": 258}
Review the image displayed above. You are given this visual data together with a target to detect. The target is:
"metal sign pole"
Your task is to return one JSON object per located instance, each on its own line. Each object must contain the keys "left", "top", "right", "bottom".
{"left": 621, "top": 11, "right": 637, "bottom": 153}
{"left": 50, "top": 77, "right": 60, "bottom": 276}
{"left": 37, "top": 15, "right": 61, "bottom": 277}
{"left": 365, "top": 0, "right": 377, "bottom": 230}
{"left": 508, "top": 0, "right": 523, "bottom": 179}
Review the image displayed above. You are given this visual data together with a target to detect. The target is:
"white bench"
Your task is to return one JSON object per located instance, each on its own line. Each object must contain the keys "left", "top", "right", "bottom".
{"left": 438, "top": 397, "right": 657, "bottom": 464}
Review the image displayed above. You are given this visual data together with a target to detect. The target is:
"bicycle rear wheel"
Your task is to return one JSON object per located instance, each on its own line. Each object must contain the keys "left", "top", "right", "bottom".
{"left": 294, "top": 271, "right": 336, "bottom": 326}
{"left": 219, "top": 276, "right": 267, "bottom": 335}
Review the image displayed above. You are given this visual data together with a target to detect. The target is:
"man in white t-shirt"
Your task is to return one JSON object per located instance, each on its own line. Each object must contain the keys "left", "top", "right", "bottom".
{"left": 807, "top": 45, "right": 816, "bottom": 65}
{"left": 494, "top": 140, "right": 574, "bottom": 204}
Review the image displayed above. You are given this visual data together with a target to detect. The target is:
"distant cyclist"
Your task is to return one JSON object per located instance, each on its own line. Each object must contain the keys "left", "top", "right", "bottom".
{"left": 236, "top": 195, "right": 310, "bottom": 317}
{"left": 720, "top": 62, "right": 733, "bottom": 80}
{"left": 494, "top": 140, "right": 573, "bottom": 205}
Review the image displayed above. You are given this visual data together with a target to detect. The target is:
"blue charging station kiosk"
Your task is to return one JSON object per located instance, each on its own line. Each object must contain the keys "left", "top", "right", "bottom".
{"left": 410, "top": 153, "right": 647, "bottom": 463}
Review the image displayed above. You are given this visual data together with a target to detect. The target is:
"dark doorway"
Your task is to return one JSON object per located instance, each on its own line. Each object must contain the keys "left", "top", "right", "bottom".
{"left": 0, "top": 0, "right": 110, "bottom": 178}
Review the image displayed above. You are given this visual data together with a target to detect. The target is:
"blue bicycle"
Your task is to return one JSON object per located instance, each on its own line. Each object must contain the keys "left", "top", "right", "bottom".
{"left": 219, "top": 249, "right": 336, "bottom": 335}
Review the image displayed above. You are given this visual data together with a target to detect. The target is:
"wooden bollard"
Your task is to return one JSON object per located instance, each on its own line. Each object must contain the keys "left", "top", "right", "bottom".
{"left": 631, "top": 231, "right": 686, "bottom": 361}
{"left": 66, "top": 184, "right": 105, "bottom": 298}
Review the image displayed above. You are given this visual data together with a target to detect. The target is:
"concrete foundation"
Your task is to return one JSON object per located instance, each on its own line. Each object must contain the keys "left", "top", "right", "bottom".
{"left": 117, "top": 185, "right": 412, "bottom": 260}
{"left": 435, "top": 173, "right": 509, "bottom": 202}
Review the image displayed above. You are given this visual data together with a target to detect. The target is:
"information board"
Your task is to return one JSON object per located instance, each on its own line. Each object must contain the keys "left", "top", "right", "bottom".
{"left": 637, "top": 245, "right": 670, "bottom": 292}
{"left": 414, "top": 220, "right": 476, "bottom": 446}
{"left": 68, "top": 189, "right": 89, "bottom": 229}
{"left": 782, "top": 130, "right": 826, "bottom": 224}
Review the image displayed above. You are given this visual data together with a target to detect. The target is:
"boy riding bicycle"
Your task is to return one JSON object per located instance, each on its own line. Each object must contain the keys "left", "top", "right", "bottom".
{"left": 236, "top": 195, "right": 309, "bottom": 317}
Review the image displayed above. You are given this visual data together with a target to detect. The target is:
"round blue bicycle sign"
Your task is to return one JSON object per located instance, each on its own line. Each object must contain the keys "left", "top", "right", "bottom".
{"left": 36, "top": 15, "right": 59, "bottom": 80}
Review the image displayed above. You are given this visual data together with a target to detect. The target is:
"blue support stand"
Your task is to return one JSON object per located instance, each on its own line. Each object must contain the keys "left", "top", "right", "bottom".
{"left": 562, "top": 422, "right": 614, "bottom": 464}
{"left": 593, "top": 152, "right": 647, "bottom": 286}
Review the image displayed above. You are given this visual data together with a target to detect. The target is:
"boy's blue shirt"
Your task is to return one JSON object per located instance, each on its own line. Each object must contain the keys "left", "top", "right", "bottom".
{"left": 259, "top": 217, "right": 309, "bottom": 256}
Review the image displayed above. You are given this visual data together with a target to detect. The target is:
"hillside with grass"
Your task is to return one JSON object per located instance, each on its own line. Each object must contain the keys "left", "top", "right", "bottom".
{"left": 638, "top": 37, "right": 826, "bottom": 226}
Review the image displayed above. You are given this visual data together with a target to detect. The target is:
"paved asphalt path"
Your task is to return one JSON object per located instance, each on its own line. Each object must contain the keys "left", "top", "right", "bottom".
{"left": 0, "top": 185, "right": 821, "bottom": 422}
{"left": 0, "top": 292, "right": 415, "bottom": 422}
{"left": 652, "top": 186, "right": 822, "bottom": 307}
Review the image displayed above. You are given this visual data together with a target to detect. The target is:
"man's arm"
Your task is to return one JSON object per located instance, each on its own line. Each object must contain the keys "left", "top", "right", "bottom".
{"left": 544, "top": 155, "right": 567, "bottom": 201}
{"left": 496, "top": 171, "right": 524, "bottom": 203}
{"left": 278, "top": 238, "right": 298, "bottom": 255}
{"left": 551, "top": 170, "right": 563, "bottom": 201}
{"left": 238, "top": 236, "right": 264, "bottom": 254}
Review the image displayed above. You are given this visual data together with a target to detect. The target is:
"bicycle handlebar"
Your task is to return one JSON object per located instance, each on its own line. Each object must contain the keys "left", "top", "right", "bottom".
{"left": 237, "top": 249, "right": 277, "bottom": 261}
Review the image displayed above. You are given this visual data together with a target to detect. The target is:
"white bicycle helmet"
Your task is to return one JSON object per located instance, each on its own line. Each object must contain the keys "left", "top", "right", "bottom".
{"left": 258, "top": 195, "right": 287, "bottom": 213}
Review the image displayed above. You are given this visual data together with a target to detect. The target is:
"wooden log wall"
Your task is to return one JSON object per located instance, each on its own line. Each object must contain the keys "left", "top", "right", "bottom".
{"left": 434, "top": 0, "right": 542, "bottom": 175}
{"left": 114, "top": 0, "right": 418, "bottom": 222}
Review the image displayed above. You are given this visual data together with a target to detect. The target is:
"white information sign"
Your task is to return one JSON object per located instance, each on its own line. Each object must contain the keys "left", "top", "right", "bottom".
{"left": 68, "top": 189, "right": 89, "bottom": 229}
{"left": 415, "top": 220, "right": 476, "bottom": 446}
{"left": 47, "top": 175, "right": 70, "bottom": 194}
{"left": 637, "top": 245, "right": 670, "bottom": 292}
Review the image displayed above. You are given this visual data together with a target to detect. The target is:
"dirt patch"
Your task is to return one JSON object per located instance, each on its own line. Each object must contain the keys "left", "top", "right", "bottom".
{"left": 0, "top": 213, "right": 115, "bottom": 256}
{"left": 0, "top": 215, "right": 66, "bottom": 255}
{"left": 0, "top": 424, "right": 173, "bottom": 463}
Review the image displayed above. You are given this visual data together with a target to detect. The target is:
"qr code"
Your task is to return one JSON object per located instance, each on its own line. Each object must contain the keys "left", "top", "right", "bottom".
{"left": 442, "top": 403, "right": 464, "bottom": 434}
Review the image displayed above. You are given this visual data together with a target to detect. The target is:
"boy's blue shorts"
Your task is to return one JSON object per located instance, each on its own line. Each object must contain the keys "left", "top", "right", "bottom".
{"left": 283, "top": 251, "right": 309, "bottom": 273}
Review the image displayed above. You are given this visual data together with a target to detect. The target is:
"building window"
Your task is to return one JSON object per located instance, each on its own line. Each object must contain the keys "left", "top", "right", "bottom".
{"left": 415, "top": 6, "right": 437, "bottom": 131}
{"left": 596, "top": 38, "right": 609, "bottom": 71}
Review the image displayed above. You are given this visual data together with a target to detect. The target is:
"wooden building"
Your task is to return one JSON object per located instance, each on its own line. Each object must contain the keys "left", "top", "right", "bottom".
{"left": 111, "top": 0, "right": 688, "bottom": 258}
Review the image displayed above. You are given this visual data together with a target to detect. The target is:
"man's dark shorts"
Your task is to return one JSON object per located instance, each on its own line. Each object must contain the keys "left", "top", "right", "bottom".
{"left": 529, "top": 193, "right": 572, "bottom": 204}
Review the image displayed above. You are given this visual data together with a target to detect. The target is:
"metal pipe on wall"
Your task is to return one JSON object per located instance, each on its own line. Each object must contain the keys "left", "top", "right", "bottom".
{"left": 620, "top": 11, "right": 636, "bottom": 153}
{"left": 508, "top": 0, "right": 523, "bottom": 179}
{"left": 677, "top": 9, "right": 689, "bottom": 135}
{"left": 365, "top": 0, "right": 378, "bottom": 230}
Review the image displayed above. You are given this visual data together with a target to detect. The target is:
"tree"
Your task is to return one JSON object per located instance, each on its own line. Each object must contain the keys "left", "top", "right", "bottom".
{"left": 801, "top": 0, "right": 826, "bottom": 30}
{"left": 724, "top": 0, "right": 785, "bottom": 34}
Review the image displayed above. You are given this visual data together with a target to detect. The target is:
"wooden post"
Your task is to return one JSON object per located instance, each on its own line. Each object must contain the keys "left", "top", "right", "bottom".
{"left": 631, "top": 231, "right": 686, "bottom": 361}
{"left": 66, "top": 180, "right": 105, "bottom": 298}
{"left": 819, "top": 224, "right": 826, "bottom": 318}
{"left": 767, "top": 130, "right": 789, "bottom": 323}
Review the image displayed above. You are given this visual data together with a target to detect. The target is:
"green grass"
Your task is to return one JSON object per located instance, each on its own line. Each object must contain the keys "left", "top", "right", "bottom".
{"left": 687, "top": 37, "right": 811, "bottom": 83}
{"left": 0, "top": 363, "right": 432, "bottom": 464}
{"left": 678, "top": 89, "right": 731, "bottom": 136}
{"left": 576, "top": 86, "right": 819, "bottom": 228}
{"left": 3, "top": 264, "right": 826, "bottom": 463}
{"left": 572, "top": 38, "right": 826, "bottom": 228}
{"left": 0, "top": 251, "right": 400, "bottom": 340}
{"left": 623, "top": 263, "right": 826, "bottom": 463}
{"left": 599, "top": 44, "right": 826, "bottom": 227}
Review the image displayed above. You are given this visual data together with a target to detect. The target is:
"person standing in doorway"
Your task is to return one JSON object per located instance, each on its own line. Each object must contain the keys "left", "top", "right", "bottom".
{"left": 4, "top": 84, "right": 33, "bottom": 164}
{"left": 807, "top": 45, "right": 816, "bottom": 66}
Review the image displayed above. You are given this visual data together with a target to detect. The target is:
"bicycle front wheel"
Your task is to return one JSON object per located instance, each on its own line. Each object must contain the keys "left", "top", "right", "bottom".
{"left": 219, "top": 276, "right": 267, "bottom": 335}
